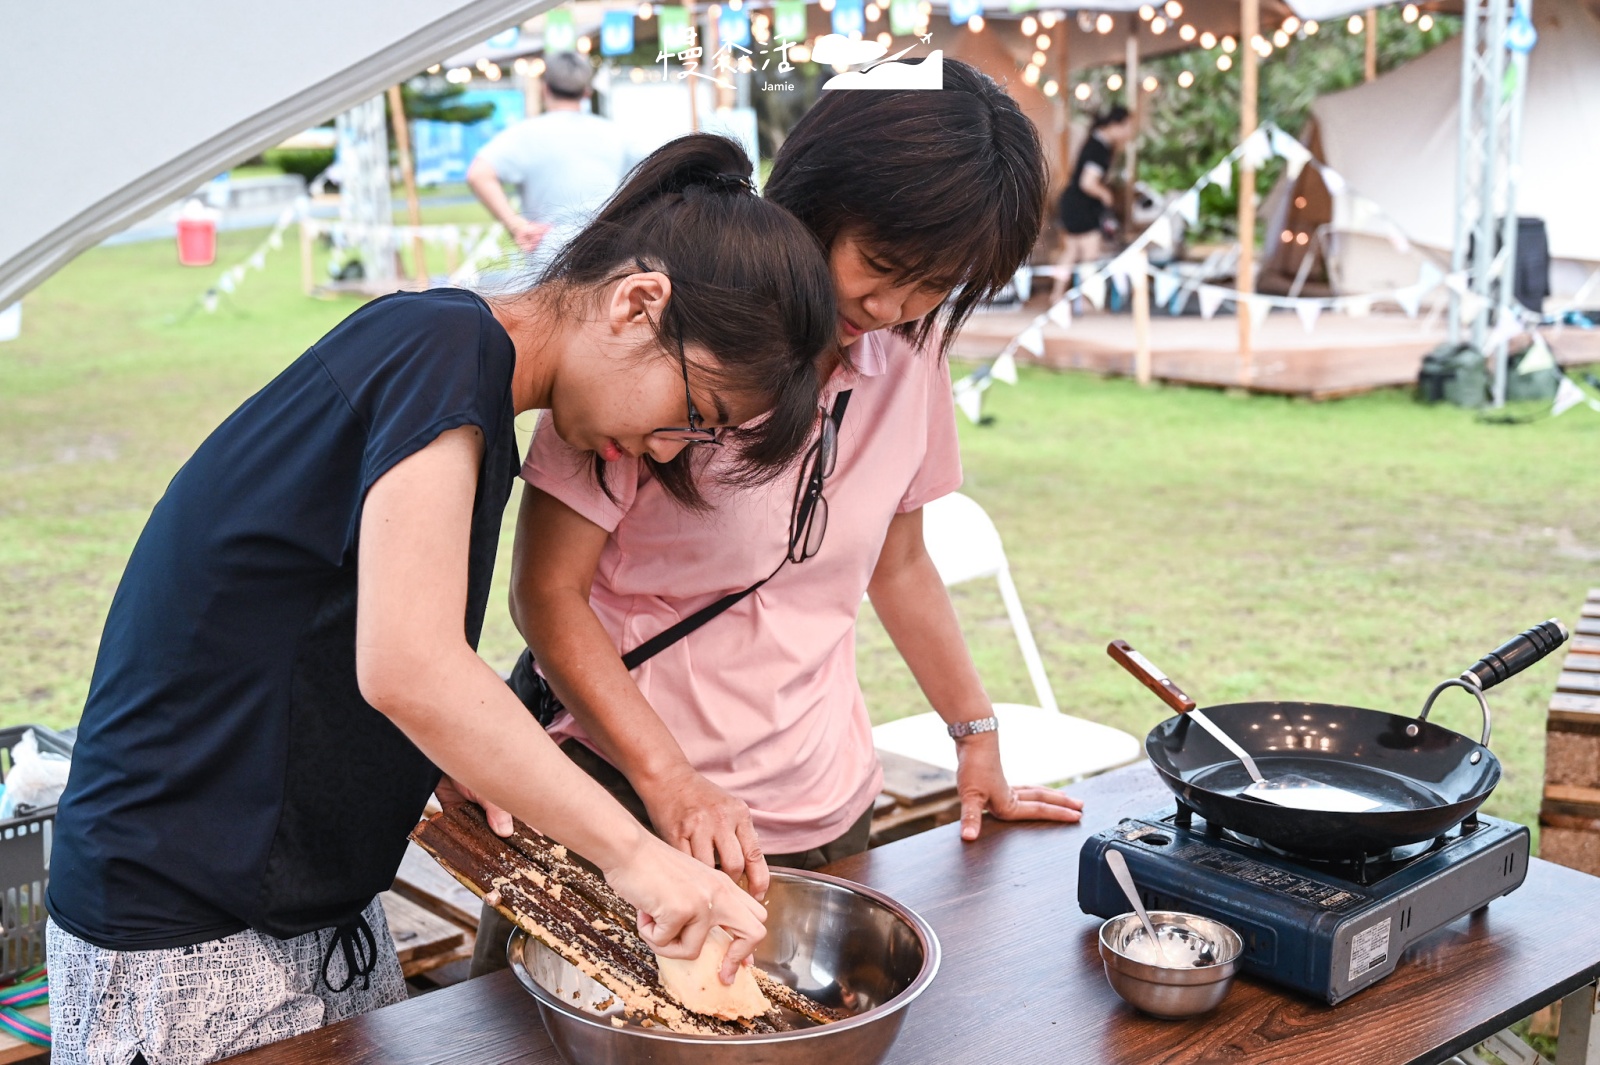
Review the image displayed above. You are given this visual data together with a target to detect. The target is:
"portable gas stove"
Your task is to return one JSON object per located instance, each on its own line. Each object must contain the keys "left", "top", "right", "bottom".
{"left": 1078, "top": 801, "right": 1530, "bottom": 1004}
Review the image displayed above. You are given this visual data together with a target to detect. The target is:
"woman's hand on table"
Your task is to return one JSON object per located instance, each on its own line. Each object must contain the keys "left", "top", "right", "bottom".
{"left": 640, "top": 765, "right": 772, "bottom": 902}
{"left": 603, "top": 830, "right": 768, "bottom": 983}
{"left": 435, "top": 774, "right": 516, "bottom": 837}
{"left": 954, "top": 732, "right": 1084, "bottom": 841}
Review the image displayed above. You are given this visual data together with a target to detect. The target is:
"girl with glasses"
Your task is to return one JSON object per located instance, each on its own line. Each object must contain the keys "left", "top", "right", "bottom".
{"left": 480, "top": 61, "right": 1083, "bottom": 972}
{"left": 45, "top": 134, "right": 837, "bottom": 1064}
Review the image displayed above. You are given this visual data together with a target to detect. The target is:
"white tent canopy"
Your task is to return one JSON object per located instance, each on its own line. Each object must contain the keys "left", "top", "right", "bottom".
{"left": 0, "top": 0, "right": 562, "bottom": 309}
{"left": 1311, "top": 0, "right": 1600, "bottom": 285}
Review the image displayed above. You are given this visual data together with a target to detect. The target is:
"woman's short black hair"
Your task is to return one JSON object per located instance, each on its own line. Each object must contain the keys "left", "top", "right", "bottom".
{"left": 763, "top": 58, "right": 1049, "bottom": 356}
{"left": 1092, "top": 106, "right": 1131, "bottom": 130}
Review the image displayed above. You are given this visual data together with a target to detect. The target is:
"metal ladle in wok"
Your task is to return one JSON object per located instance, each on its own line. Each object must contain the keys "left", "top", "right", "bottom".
{"left": 1111, "top": 620, "right": 1569, "bottom": 860}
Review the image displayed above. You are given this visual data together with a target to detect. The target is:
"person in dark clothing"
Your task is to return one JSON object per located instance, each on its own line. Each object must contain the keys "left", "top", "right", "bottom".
{"left": 1049, "top": 106, "right": 1135, "bottom": 305}
{"left": 44, "top": 134, "right": 838, "bottom": 1065}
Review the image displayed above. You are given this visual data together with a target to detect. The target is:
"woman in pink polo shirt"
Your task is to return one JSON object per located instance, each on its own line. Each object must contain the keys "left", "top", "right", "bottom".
{"left": 474, "top": 62, "right": 1079, "bottom": 971}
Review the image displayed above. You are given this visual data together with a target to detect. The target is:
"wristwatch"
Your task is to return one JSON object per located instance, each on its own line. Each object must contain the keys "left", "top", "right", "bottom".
{"left": 946, "top": 715, "right": 1000, "bottom": 739}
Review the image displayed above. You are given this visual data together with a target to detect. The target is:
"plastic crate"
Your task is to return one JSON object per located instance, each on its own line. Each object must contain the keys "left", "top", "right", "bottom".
{"left": 0, "top": 725, "right": 72, "bottom": 984}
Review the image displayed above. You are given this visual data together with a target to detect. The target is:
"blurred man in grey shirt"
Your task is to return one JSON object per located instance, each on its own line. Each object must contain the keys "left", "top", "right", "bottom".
{"left": 466, "top": 52, "right": 635, "bottom": 275}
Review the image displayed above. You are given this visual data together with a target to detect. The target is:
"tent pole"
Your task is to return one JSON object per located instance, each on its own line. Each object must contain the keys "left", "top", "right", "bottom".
{"left": 386, "top": 84, "right": 428, "bottom": 285}
{"left": 1490, "top": 0, "right": 1531, "bottom": 407}
{"left": 1124, "top": 24, "right": 1139, "bottom": 188}
{"left": 1449, "top": 0, "right": 1480, "bottom": 349}
{"left": 1364, "top": 8, "right": 1377, "bottom": 81}
{"left": 1237, "top": 0, "right": 1259, "bottom": 383}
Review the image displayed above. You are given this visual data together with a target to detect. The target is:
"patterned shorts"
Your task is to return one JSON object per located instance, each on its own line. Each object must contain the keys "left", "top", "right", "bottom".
{"left": 47, "top": 895, "right": 407, "bottom": 1065}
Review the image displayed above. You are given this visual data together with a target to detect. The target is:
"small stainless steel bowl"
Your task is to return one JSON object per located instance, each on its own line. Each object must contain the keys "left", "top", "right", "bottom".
{"left": 509, "top": 868, "right": 940, "bottom": 1065}
{"left": 1098, "top": 911, "right": 1244, "bottom": 1020}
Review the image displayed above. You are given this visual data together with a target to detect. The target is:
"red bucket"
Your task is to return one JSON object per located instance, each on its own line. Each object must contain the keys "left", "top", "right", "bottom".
{"left": 176, "top": 216, "right": 217, "bottom": 266}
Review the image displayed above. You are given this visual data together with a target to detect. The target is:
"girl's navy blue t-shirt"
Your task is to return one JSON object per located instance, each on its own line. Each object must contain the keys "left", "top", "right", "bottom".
{"left": 47, "top": 288, "right": 519, "bottom": 948}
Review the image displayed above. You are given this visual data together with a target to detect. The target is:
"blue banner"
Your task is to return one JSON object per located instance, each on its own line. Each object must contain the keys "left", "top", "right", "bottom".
{"left": 719, "top": 7, "right": 752, "bottom": 47}
{"left": 948, "top": 0, "right": 983, "bottom": 24}
{"left": 601, "top": 10, "right": 635, "bottom": 55}
{"left": 832, "top": 0, "right": 866, "bottom": 36}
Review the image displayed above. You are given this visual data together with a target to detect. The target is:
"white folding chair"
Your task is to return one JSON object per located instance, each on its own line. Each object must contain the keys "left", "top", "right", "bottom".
{"left": 870, "top": 493, "right": 1144, "bottom": 787}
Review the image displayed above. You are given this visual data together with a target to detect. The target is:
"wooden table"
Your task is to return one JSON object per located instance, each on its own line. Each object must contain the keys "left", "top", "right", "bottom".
{"left": 228, "top": 764, "right": 1600, "bottom": 1065}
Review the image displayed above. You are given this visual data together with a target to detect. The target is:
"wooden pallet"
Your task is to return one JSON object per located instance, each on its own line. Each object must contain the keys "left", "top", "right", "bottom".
{"left": 1539, "top": 590, "right": 1600, "bottom": 877}
{"left": 869, "top": 749, "right": 962, "bottom": 847}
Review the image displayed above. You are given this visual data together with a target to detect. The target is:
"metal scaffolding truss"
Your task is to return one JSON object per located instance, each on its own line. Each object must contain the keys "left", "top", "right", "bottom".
{"left": 1449, "top": 0, "right": 1534, "bottom": 406}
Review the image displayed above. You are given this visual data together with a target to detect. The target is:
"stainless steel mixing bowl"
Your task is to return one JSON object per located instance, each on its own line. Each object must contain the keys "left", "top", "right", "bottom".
{"left": 508, "top": 868, "right": 940, "bottom": 1065}
{"left": 1098, "top": 911, "right": 1244, "bottom": 1019}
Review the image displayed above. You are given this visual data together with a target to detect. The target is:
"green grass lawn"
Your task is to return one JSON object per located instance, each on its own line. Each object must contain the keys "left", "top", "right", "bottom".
{"left": 4, "top": 224, "right": 1598, "bottom": 841}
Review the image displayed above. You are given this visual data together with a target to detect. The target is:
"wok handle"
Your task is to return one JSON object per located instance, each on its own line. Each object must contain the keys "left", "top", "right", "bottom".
{"left": 1461, "top": 619, "right": 1569, "bottom": 692}
{"left": 1107, "top": 640, "right": 1198, "bottom": 714}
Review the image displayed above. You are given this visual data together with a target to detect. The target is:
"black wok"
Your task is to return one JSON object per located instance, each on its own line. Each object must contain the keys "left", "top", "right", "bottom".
{"left": 1111, "top": 620, "right": 1568, "bottom": 860}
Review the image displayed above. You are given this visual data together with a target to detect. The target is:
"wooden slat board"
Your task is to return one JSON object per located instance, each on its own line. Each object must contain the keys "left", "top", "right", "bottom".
{"left": 394, "top": 841, "right": 483, "bottom": 930}
{"left": 1558, "top": 671, "right": 1600, "bottom": 695}
{"left": 1563, "top": 652, "right": 1600, "bottom": 674}
{"left": 1577, "top": 616, "right": 1600, "bottom": 638}
{"left": 380, "top": 890, "right": 466, "bottom": 974}
{"left": 1550, "top": 692, "right": 1600, "bottom": 725}
{"left": 875, "top": 749, "right": 958, "bottom": 805}
{"left": 1574, "top": 635, "right": 1600, "bottom": 655}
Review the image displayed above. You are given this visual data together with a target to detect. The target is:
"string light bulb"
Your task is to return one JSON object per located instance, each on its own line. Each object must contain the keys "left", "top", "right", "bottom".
{"left": 1347, "top": 13, "right": 1364, "bottom": 33}
{"left": 1021, "top": 15, "right": 1038, "bottom": 34}
{"left": 1221, "top": 34, "right": 1236, "bottom": 51}
{"left": 1418, "top": 13, "right": 1434, "bottom": 29}
{"left": 1037, "top": 33, "right": 1051, "bottom": 48}
{"left": 1305, "top": 19, "right": 1319, "bottom": 33}
{"left": 1402, "top": 3, "right": 1418, "bottom": 20}
{"left": 1179, "top": 24, "right": 1196, "bottom": 40}
{"left": 865, "top": 2, "right": 880, "bottom": 19}
{"left": 1138, "top": 4, "right": 1155, "bottom": 19}
{"left": 1177, "top": 69, "right": 1194, "bottom": 87}
{"left": 969, "top": 14, "right": 985, "bottom": 31}
{"left": 1096, "top": 13, "right": 1114, "bottom": 32}
{"left": 1075, "top": 82, "right": 1091, "bottom": 100}
{"left": 1151, "top": 16, "right": 1167, "bottom": 32}
{"left": 1165, "top": 0, "right": 1183, "bottom": 15}
{"left": 1032, "top": 50, "right": 1047, "bottom": 65}
{"left": 1142, "top": 74, "right": 1158, "bottom": 92}
{"left": 1107, "top": 72, "right": 1123, "bottom": 90}
{"left": 1273, "top": 28, "right": 1289, "bottom": 46}
{"left": 1217, "top": 53, "right": 1232, "bottom": 69}
{"left": 638, "top": 3, "right": 653, "bottom": 17}
{"left": 1199, "top": 30, "right": 1217, "bottom": 47}
{"left": 791, "top": 42, "right": 811, "bottom": 61}
{"left": 1040, "top": 11, "right": 1059, "bottom": 27}
{"left": 1044, "top": 79, "right": 1059, "bottom": 96}
{"left": 1023, "top": 63, "right": 1041, "bottom": 85}
{"left": 878, "top": 30, "right": 891, "bottom": 43}
{"left": 1283, "top": 15, "right": 1300, "bottom": 32}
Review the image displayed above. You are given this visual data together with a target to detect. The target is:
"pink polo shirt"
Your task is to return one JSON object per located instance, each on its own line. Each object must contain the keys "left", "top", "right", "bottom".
{"left": 523, "top": 329, "right": 962, "bottom": 853}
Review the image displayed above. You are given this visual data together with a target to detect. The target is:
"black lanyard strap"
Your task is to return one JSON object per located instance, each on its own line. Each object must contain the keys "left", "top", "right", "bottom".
{"left": 620, "top": 389, "right": 852, "bottom": 671}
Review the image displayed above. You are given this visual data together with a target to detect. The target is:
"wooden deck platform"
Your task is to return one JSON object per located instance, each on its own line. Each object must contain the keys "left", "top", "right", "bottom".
{"left": 955, "top": 299, "right": 1600, "bottom": 400}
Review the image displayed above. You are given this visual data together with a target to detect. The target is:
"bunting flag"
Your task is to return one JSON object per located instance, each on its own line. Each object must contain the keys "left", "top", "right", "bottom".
{"left": 658, "top": 6, "right": 692, "bottom": 50}
{"left": 1198, "top": 285, "right": 1227, "bottom": 319}
{"left": 1144, "top": 216, "right": 1175, "bottom": 251}
{"left": 1016, "top": 323, "right": 1045, "bottom": 356}
{"left": 1395, "top": 284, "right": 1422, "bottom": 319}
{"left": 1247, "top": 294, "right": 1273, "bottom": 330}
{"left": 1176, "top": 190, "right": 1200, "bottom": 228}
{"left": 602, "top": 10, "right": 636, "bottom": 55}
{"left": 1241, "top": 128, "right": 1272, "bottom": 171}
{"left": 1518, "top": 334, "right": 1555, "bottom": 374}
{"left": 1417, "top": 259, "right": 1443, "bottom": 293}
{"left": 1320, "top": 168, "right": 1346, "bottom": 195}
{"left": 544, "top": 7, "right": 578, "bottom": 51}
{"left": 1152, "top": 270, "right": 1179, "bottom": 310}
{"left": 992, "top": 347, "right": 1020, "bottom": 383}
{"left": 953, "top": 373, "right": 990, "bottom": 423}
{"left": 775, "top": 0, "right": 809, "bottom": 41}
{"left": 1553, "top": 375, "right": 1590, "bottom": 417}
{"left": 1081, "top": 272, "right": 1107, "bottom": 310}
{"left": 1208, "top": 160, "right": 1232, "bottom": 194}
{"left": 833, "top": 0, "right": 867, "bottom": 35}
{"left": 1270, "top": 127, "right": 1312, "bottom": 182}
{"left": 1345, "top": 295, "right": 1372, "bottom": 318}
{"left": 1047, "top": 299, "right": 1073, "bottom": 329}
{"left": 948, "top": 0, "right": 983, "bottom": 25}
{"left": 1294, "top": 300, "right": 1323, "bottom": 333}
{"left": 889, "top": 0, "right": 921, "bottom": 34}
{"left": 719, "top": 6, "right": 752, "bottom": 46}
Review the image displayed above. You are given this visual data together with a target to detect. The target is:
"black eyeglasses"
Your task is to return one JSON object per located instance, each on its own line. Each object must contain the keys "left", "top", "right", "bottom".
{"left": 649, "top": 337, "right": 721, "bottom": 447}
{"left": 788, "top": 404, "right": 841, "bottom": 564}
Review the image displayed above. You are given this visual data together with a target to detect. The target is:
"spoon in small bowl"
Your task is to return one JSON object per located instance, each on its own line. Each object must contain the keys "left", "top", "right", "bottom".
{"left": 1105, "top": 849, "right": 1172, "bottom": 966}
